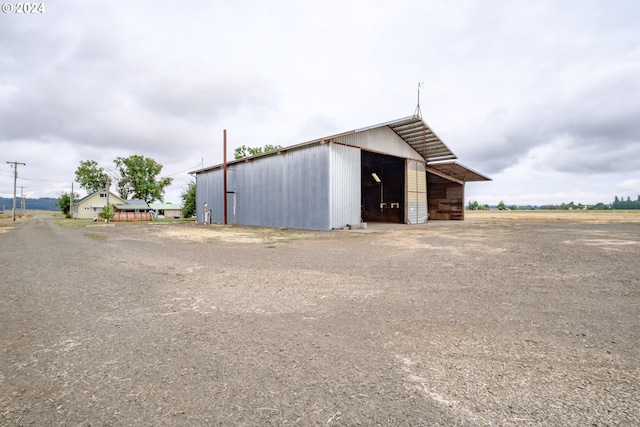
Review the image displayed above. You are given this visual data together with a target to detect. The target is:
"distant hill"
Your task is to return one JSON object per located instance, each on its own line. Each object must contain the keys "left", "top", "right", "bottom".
{"left": 0, "top": 197, "right": 58, "bottom": 212}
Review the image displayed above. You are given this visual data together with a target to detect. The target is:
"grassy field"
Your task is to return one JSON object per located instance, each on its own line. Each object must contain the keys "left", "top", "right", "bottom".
{"left": 465, "top": 209, "right": 640, "bottom": 223}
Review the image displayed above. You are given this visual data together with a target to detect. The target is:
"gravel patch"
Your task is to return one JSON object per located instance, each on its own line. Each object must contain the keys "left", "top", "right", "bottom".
{"left": 1, "top": 217, "right": 638, "bottom": 425}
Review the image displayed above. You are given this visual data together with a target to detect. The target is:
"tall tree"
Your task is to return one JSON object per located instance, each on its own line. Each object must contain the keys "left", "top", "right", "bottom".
{"left": 181, "top": 180, "right": 196, "bottom": 218}
{"left": 75, "top": 160, "right": 110, "bottom": 194}
{"left": 113, "top": 155, "right": 173, "bottom": 203}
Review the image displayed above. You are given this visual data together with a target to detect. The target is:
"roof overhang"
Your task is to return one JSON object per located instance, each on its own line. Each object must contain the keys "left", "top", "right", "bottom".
{"left": 358, "top": 115, "right": 457, "bottom": 162}
{"left": 426, "top": 161, "right": 492, "bottom": 183}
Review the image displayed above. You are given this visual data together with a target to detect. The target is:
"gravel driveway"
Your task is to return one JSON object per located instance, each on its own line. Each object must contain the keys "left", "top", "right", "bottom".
{"left": 1, "top": 216, "right": 638, "bottom": 426}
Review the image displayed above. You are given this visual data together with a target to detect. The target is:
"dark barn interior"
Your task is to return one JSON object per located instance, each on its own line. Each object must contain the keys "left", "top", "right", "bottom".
{"left": 361, "top": 151, "right": 405, "bottom": 223}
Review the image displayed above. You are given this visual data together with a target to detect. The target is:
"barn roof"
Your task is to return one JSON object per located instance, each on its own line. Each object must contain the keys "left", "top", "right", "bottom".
{"left": 191, "top": 116, "right": 483, "bottom": 180}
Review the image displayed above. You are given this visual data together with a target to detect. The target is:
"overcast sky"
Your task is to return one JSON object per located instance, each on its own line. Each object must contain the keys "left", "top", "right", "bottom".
{"left": 1, "top": 0, "right": 639, "bottom": 206}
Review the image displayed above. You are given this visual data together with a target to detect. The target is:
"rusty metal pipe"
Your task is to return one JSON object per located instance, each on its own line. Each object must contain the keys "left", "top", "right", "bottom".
{"left": 223, "top": 129, "right": 227, "bottom": 225}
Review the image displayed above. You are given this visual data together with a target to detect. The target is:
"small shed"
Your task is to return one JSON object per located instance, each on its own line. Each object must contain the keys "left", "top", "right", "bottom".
{"left": 191, "top": 115, "right": 490, "bottom": 230}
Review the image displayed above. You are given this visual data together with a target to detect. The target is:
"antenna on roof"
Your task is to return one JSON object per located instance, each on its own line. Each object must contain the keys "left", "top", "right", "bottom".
{"left": 413, "top": 81, "right": 424, "bottom": 119}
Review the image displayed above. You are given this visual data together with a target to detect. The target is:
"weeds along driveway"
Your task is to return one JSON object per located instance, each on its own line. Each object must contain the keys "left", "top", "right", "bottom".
{"left": 1, "top": 216, "right": 639, "bottom": 426}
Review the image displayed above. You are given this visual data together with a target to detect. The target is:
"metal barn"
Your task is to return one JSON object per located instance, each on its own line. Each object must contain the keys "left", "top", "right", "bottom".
{"left": 191, "top": 115, "right": 490, "bottom": 230}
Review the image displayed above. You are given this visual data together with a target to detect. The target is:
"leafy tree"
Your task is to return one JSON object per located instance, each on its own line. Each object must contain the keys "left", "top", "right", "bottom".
{"left": 55, "top": 192, "right": 80, "bottom": 217}
{"left": 181, "top": 180, "right": 196, "bottom": 218}
{"left": 497, "top": 200, "right": 506, "bottom": 210}
{"left": 98, "top": 205, "right": 114, "bottom": 222}
{"left": 466, "top": 200, "right": 479, "bottom": 210}
{"left": 113, "top": 155, "right": 173, "bottom": 203}
{"left": 75, "top": 160, "right": 110, "bottom": 194}
{"left": 234, "top": 144, "right": 283, "bottom": 159}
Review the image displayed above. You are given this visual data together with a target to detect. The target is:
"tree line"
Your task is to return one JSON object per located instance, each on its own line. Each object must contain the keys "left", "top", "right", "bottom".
{"left": 0, "top": 197, "right": 57, "bottom": 211}
{"left": 467, "top": 195, "right": 640, "bottom": 211}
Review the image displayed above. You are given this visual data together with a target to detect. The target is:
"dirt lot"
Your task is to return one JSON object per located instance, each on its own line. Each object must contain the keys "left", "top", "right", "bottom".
{"left": 1, "top": 213, "right": 639, "bottom": 426}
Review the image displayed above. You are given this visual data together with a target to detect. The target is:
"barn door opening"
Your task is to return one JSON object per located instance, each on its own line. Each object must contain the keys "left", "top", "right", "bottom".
{"left": 361, "top": 151, "right": 404, "bottom": 223}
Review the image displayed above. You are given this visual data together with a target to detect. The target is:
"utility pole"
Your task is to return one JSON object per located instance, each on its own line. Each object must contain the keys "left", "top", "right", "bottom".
{"left": 70, "top": 182, "right": 74, "bottom": 219}
{"left": 105, "top": 178, "right": 110, "bottom": 223}
{"left": 19, "top": 186, "right": 27, "bottom": 214}
{"left": 6, "top": 161, "right": 26, "bottom": 221}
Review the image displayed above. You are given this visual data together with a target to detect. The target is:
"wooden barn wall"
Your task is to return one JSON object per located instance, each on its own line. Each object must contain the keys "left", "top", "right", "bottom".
{"left": 427, "top": 174, "right": 465, "bottom": 220}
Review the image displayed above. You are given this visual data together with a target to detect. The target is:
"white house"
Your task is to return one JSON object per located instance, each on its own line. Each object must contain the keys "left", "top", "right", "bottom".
{"left": 73, "top": 190, "right": 126, "bottom": 220}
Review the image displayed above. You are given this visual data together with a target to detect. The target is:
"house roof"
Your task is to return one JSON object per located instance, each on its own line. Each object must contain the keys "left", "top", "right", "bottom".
{"left": 114, "top": 205, "right": 149, "bottom": 211}
{"left": 113, "top": 199, "right": 149, "bottom": 211}
{"left": 149, "top": 202, "right": 182, "bottom": 210}
{"left": 74, "top": 190, "right": 125, "bottom": 205}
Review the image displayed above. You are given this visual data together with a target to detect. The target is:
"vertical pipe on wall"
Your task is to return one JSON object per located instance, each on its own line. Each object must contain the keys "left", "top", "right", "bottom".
{"left": 223, "top": 129, "right": 228, "bottom": 225}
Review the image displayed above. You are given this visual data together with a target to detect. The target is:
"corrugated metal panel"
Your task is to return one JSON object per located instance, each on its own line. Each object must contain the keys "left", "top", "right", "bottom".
{"left": 284, "top": 146, "right": 331, "bottom": 229}
{"left": 336, "top": 127, "right": 424, "bottom": 161}
{"left": 196, "top": 170, "right": 224, "bottom": 223}
{"left": 330, "top": 143, "right": 361, "bottom": 228}
{"left": 406, "top": 159, "right": 428, "bottom": 223}
{"left": 217, "top": 144, "right": 331, "bottom": 230}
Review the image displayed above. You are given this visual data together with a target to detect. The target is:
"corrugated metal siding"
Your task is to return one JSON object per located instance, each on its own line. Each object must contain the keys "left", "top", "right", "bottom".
{"left": 406, "top": 159, "right": 428, "bottom": 223}
{"left": 283, "top": 146, "right": 331, "bottom": 229}
{"left": 336, "top": 127, "right": 424, "bottom": 161}
{"left": 208, "top": 144, "right": 332, "bottom": 230}
{"left": 196, "top": 170, "right": 224, "bottom": 223}
{"left": 329, "top": 143, "right": 361, "bottom": 228}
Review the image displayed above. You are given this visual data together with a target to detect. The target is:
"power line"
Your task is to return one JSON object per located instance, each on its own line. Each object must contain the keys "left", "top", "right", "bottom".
{"left": 165, "top": 162, "right": 204, "bottom": 177}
